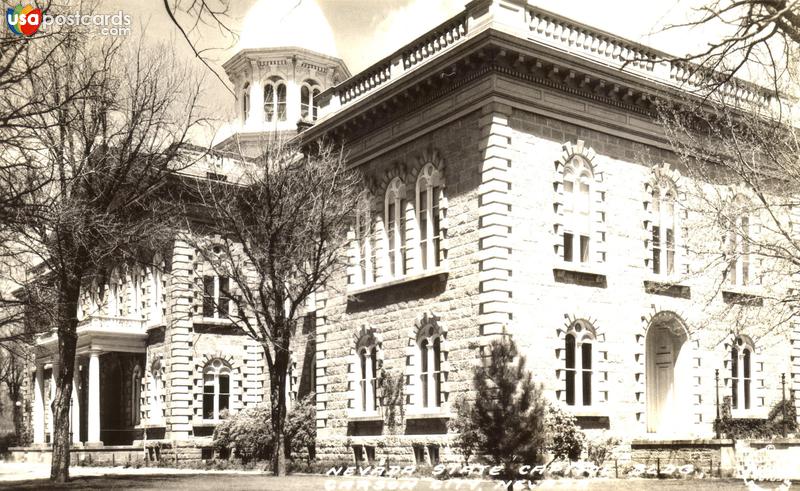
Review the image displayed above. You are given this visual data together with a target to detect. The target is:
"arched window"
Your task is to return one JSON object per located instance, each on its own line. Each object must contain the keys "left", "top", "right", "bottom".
{"left": 731, "top": 336, "right": 754, "bottom": 411}
{"left": 564, "top": 321, "right": 595, "bottom": 407}
{"left": 264, "top": 84, "right": 274, "bottom": 122}
{"left": 149, "top": 259, "right": 165, "bottom": 325}
{"left": 263, "top": 78, "right": 287, "bottom": 123}
{"left": 562, "top": 157, "right": 592, "bottom": 263}
{"left": 242, "top": 83, "right": 250, "bottom": 122}
{"left": 728, "top": 196, "right": 753, "bottom": 286}
{"left": 107, "top": 269, "right": 124, "bottom": 317}
{"left": 203, "top": 359, "right": 231, "bottom": 420}
{"left": 417, "top": 324, "right": 443, "bottom": 409}
{"left": 131, "top": 366, "right": 142, "bottom": 426}
{"left": 384, "top": 178, "right": 408, "bottom": 278}
{"left": 652, "top": 183, "right": 677, "bottom": 276}
{"left": 355, "top": 198, "right": 374, "bottom": 286}
{"left": 416, "top": 164, "right": 444, "bottom": 271}
{"left": 358, "top": 346, "right": 378, "bottom": 413}
{"left": 149, "top": 360, "right": 163, "bottom": 424}
{"left": 300, "top": 80, "right": 321, "bottom": 121}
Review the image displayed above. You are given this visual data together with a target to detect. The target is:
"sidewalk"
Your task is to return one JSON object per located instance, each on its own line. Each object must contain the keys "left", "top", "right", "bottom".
{"left": 0, "top": 461, "right": 267, "bottom": 482}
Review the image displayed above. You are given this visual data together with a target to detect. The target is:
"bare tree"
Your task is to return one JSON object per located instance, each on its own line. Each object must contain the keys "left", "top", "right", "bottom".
{"left": 0, "top": 340, "right": 30, "bottom": 443}
{"left": 183, "top": 138, "right": 361, "bottom": 475}
{"left": 659, "top": 0, "right": 800, "bottom": 100}
{"left": 643, "top": 1, "right": 800, "bottom": 351}
{"left": 0, "top": 30, "right": 208, "bottom": 482}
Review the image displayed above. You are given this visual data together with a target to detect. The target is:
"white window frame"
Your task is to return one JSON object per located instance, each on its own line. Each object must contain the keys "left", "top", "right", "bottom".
{"left": 356, "top": 346, "right": 378, "bottom": 414}
{"left": 416, "top": 164, "right": 444, "bottom": 272}
{"left": 203, "top": 360, "right": 231, "bottom": 421}
{"left": 355, "top": 201, "right": 374, "bottom": 286}
{"left": 202, "top": 274, "right": 232, "bottom": 320}
{"left": 562, "top": 157, "right": 592, "bottom": 264}
{"left": 651, "top": 184, "right": 679, "bottom": 277}
{"left": 564, "top": 322, "right": 595, "bottom": 407}
{"left": 728, "top": 213, "right": 752, "bottom": 287}
{"left": 300, "top": 80, "right": 321, "bottom": 121}
{"left": 417, "top": 329, "right": 443, "bottom": 410}
{"left": 731, "top": 336, "right": 755, "bottom": 414}
{"left": 242, "top": 83, "right": 250, "bottom": 123}
{"left": 264, "top": 78, "right": 287, "bottom": 123}
{"left": 149, "top": 262, "right": 165, "bottom": 325}
{"left": 384, "top": 178, "right": 407, "bottom": 279}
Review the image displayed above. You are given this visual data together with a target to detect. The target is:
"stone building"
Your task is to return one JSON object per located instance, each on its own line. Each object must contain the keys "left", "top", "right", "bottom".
{"left": 17, "top": 0, "right": 800, "bottom": 466}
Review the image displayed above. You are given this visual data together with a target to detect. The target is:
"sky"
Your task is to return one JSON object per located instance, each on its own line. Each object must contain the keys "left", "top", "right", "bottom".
{"left": 96, "top": 0, "right": 726, "bottom": 140}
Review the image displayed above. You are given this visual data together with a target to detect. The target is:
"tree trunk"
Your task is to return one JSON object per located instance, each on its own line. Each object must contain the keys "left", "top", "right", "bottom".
{"left": 267, "top": 344, "right": 289, "bottom": 476}
{"left": 50, "top": 286, "right": 80, "bottom": 483}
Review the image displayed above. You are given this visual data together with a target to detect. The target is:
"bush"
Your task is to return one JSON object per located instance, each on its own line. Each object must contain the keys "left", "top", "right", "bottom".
{"left": 0, "top": 432, "right": 17, "bottom": 454}
{"left": 213, "top": 405, "right": 273, "bottom": 463}
{"left": 585, "top": 433, "right": 620, "bottom": 467}
{"left": 286, "top": 395, "right": 316, "bottom": 462}
{"left": 714, "top": 395, "right": 798, "bottom": 439}
{"left": 449, "top": 334, "right": 548, "bottom": 468}
{"left": 545, "top": 404, "right": 584, "bottom": 462}
{"left": 449, "top": 396, "right": 485, "bottom": 464}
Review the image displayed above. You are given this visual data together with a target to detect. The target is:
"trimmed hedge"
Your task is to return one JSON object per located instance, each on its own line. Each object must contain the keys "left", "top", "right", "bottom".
{"left": 714, "top": 396, "right": 797, "bottom": 439}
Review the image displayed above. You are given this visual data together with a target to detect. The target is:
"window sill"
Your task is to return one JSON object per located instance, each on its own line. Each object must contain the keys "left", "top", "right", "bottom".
{"left": 643, "top": 279, "right": 691, "bottom": 299}
{"left": 553, "top": 262, "right": 607, "bottom": 287}
{"left": 405, "top": 409, "right": 451, "bottom": 420}
{"left": 566, "top": 407, "right": 607, "bottom": 418}
{"left": 348, "top": 413, "right": 384, "bottom": 423}
{"left": 730, "top": 409, "right": 768, "bottom": 420}
{"left": 721, "top": 287, "right": 764, "bottom": 306}
{"left": 347, "top": 267, "right": 448, "bottom": 297}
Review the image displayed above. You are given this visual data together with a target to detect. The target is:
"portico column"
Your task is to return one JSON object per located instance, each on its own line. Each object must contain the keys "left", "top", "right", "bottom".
{"left": 49, "top": 359, "right": 58, "bottom": 443}
{"left": 87, "top": 351, "right": 101, "bottom": 444}
{"left": 71, "top": 361, "right": 81, "bottom": 444}
{"left": 32, "top": 365, "right": 45, "bottom": 444}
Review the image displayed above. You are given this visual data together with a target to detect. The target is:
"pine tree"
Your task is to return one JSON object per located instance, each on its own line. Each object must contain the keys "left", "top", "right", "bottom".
{"left": 451, "top": 334, "right": 547, "bottom": 467}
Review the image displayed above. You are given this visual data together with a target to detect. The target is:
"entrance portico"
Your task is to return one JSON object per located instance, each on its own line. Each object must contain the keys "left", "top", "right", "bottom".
{"left": 32, "top": 316, "right": 147, "bottom": 447}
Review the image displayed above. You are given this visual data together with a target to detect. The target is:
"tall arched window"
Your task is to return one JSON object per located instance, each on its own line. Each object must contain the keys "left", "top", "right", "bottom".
{"left": 149, "top": 259, "right": 165, "bottom": 325}
{"left": 149, "top": 360, "right": 163, "bottom": 424}
{"left": 384, "top": 178, "right": 408, "bottom": 278}
{"left": 417, "top": 324, "right": 443, "bottom": 409}
{"left": 355, "top": 198, "right": 374, "bottom": 286}
{"left": 131, "top": 366, "right": 142, "bottom": 426}
{"left": 264, "top": 78, "right": 287, "bottom": 123}
{"left": 652, "top": 184, "right": 677, "bottom": 275}
{"left": 300, "top": 80, "right": 321, "bottom": 121}
{"left": 562, "top": 157, "right": 592, "bottom": 263}
{"left": 203, "top": 359, "right": 231, "bottom": 420}
{"left": 264, "top": 83, "right": 274, "bottom": 122}
{"left": 731, "top": 336, "right": 754, "bottom": 411}
{"left": 728, "top": 197, "right": 752, "bottom": 286}
{"left": 416, "top": 164, "right": 444, "bottom": 271}
{"left": 358, "top": 346, "right": 378, "bottom": 413}
{"left": 564, "top": 321, "right": 595, "bottom": 407}
{"left": 242, "top": 83, "right": 250, "bottom": 122}
{"left": 108, "top": 269, "right": 124, "bottom": 317}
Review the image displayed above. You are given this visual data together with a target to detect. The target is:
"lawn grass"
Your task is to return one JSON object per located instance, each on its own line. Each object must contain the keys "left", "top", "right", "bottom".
{"left": 0, "top": 473, "right": 788, "bottom": 490}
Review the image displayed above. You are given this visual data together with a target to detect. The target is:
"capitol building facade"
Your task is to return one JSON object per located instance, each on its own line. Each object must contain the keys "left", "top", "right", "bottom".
{"left": 16, "top": 0, "right": 799, "bottom": 467}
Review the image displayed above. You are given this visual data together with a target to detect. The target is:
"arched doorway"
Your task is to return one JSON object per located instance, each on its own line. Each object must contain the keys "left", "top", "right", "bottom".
{"left": 646, "top": 312, "right": 690, "bottom": 434}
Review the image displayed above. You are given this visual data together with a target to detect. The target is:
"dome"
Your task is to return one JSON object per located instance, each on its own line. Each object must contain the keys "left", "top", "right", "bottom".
{"left": 238, "top": 0, "right": 339, "bottom": 58}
